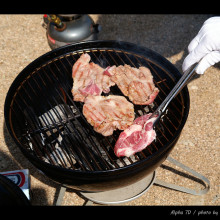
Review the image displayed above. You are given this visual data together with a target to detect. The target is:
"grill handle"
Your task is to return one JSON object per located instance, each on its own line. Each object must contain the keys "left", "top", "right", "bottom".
{"left": 152, "top": 62, "right": 200, "bottom": 125}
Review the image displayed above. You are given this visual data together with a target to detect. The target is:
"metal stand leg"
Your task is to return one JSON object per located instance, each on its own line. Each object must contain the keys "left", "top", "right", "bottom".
{"left": 54, "top": 185, "right": 96, "bottom": 206}
{"left": 154, "top": 156, "right": 210, "bottom": 195}
{"left": 84, "top": 199, "right": 94, "bottom": 206}
{"left": 55, "top": 185, "right": 66, "bottom": 205}
{"left": 54, "top": 156, "right": 210, "bottom": 205}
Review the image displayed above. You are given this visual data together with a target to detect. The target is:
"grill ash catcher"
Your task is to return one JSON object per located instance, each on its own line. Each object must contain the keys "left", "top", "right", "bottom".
{"left": 43, "top": 14, "right": 101, "bottom": 50}
{"left": 4, "top": 40, "right": 211, "bottom": 205}
{"left": 56, "top": 156, "right": 210, "bottom": 205}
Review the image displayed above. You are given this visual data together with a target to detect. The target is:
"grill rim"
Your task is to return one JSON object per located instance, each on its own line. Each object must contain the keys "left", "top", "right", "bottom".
{"left": 4, "top": 40, "right": 190, "bottom": 176}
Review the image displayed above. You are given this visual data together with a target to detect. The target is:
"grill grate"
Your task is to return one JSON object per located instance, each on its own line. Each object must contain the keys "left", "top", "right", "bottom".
{"left": 9, "top": 48, "right": 185, "bottom": 172}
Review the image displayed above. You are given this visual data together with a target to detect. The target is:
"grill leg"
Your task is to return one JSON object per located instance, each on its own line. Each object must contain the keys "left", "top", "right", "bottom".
{"left": 55, "top": 185, "right": 66, "bottom": 206}
{"left": 154, "top": 156, "right": 210, "bottom": 195}
{"left": 83, "top": 199, "right": 94, "bottom": 206}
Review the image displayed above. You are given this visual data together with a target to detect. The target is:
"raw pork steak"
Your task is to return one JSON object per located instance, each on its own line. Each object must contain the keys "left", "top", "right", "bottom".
{"left": 114, "top": 113, "right": 157, "bottom": 157}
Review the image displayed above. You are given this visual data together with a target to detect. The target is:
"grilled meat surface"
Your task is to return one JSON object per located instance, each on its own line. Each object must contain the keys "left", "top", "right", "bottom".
{"left": 83, "top": 95, "right": 135, "bottom": 136}
{"left": 105, "top": 64, "right": 159, "bottom": 105}
{"left": 72, "top": 53, "right": 115, "bottom": 102}
{"left": 114, "top": 113, "right": 157, "bottom": 157}
{"left": 72, "top": 53, "right": 159, "bottom": 146}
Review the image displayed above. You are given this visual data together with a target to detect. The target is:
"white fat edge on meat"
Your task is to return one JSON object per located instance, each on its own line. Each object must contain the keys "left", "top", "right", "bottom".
{"left": 143, "top": 117, "right": 156, "bottom": 127}
{"left": 117, "top": 147, "right": 135, "bottom": 158}
{"left": 123, "top": 124, "right": 142, "bottom": 137}
{"left": 145, "top": 129, "right": 156, "bottom": 145}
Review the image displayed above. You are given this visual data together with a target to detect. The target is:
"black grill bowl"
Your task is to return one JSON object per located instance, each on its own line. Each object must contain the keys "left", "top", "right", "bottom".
{"left": 4, "top": 41, "right": 189, "bottom": 191}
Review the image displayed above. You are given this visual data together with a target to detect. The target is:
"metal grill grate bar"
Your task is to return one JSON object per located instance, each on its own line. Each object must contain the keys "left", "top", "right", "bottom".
{"left": 9, "top": 48, "right": 186, "bottom": 171}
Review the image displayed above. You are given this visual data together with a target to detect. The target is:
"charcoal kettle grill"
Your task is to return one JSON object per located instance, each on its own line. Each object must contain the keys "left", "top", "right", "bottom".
{"left": 4, "top": 41, "right": 210, "bottom": 204}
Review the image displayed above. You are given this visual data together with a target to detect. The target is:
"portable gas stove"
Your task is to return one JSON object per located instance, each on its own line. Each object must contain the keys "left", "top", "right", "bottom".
{"left": 43, "top": 14, "right": 101, "bottom": 50}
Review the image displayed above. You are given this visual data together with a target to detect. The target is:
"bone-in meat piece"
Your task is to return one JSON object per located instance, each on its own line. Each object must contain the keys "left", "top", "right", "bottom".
{"left": 105, "top": 65, "right": 159, "bottom": 105}
{"left": 114, "top": 113, "right": 157, "bottom": 157}
{"left": 83, "top": 95, "right": 135, "bottom": 136}
{"left": 72, "top": 53, "right": 115, "bottom": 102}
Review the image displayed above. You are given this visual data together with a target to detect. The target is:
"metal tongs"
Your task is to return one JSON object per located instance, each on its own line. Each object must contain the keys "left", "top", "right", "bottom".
{"left": 151, "top": 62, "right": 200, "bottom": 126}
